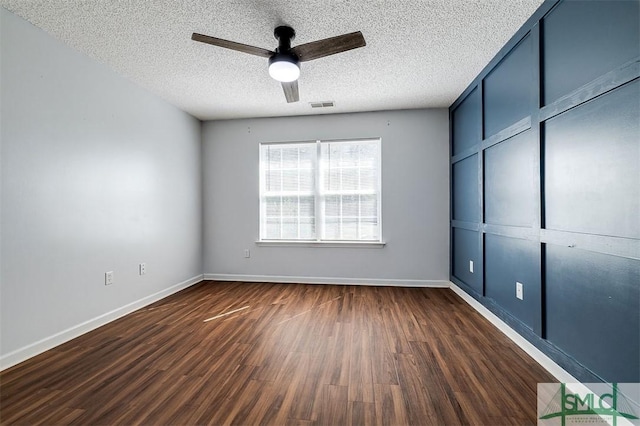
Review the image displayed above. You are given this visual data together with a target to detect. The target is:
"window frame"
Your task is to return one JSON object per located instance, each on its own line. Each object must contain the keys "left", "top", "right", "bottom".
{"left": 258, "top": 137, "right": 383, "bottom": 246}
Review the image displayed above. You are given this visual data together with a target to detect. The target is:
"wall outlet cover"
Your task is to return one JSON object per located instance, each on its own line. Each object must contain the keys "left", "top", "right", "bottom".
{"left": 516, "top": 281, "right": 524, "bottom": 300}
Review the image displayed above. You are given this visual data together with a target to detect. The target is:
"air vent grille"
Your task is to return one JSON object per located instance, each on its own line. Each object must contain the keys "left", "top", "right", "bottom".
{"left": 310, "top": 101, "right": 335, "bottom": 108}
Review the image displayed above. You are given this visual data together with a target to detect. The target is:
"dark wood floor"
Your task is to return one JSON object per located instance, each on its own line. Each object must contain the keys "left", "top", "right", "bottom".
{"left": 1, "top": 281, "right": 554, "bottom": 425}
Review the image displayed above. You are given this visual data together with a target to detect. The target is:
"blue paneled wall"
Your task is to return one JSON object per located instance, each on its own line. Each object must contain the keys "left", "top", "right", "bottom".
{"left": 449, "top": 0, "right": 639, "bottom": 383}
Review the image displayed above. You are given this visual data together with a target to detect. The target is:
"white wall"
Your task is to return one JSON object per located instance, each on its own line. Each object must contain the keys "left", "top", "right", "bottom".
{"left": 0, "top": 9, "right": 202, "bottom": 365}
{"left": 202, "top": 109, "right": 449, "bottom": 285}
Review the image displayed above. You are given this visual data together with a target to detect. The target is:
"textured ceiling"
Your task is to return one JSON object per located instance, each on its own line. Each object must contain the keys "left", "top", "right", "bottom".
{"left": 1, "top": 0, "right": 544, "bottom": 120}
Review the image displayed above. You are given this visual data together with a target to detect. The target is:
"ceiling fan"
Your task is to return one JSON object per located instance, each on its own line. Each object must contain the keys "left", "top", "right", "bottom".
{"left": 191, "top": 26, "right": 366, "bottom": 103}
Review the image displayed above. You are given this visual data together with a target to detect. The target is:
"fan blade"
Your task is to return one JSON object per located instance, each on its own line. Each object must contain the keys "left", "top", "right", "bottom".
{"left": 191, "top": 33, "right": 274, "bottom": 58}
{"left": 291, "top": 31, "right": 365, "bottom": 62}
{"left": 282, "top": 80, "right": 299, "bottom": 103}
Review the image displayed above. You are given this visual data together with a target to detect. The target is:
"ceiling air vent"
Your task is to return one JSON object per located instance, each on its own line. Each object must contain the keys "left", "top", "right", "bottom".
{"left": 310, "top": 101, "right": 335, "bottom": 108}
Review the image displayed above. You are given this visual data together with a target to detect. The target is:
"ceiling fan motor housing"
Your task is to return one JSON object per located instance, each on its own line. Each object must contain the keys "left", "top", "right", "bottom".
{"left": 268, "top": 52, "right": 300, "bottom": 82}
{"left": 269, "top": 26, "right": 300, "bottom": 82}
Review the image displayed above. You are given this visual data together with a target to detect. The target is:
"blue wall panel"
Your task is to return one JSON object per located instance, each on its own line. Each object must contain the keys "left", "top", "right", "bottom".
{"left": 542, "top": 0, "right": 640, "bottom": 104}
{"left": 484, "top": 130, "right": 536, "bottom": 227}
{"left": 452, "top": 88, "right": 481, "bottom": 155}
{"left": 545, "top": 81, "right": 640, "bottom": 239}
{"left": 450, "top": 0, "right": 640, "bottom": 385}
{"left": 546, "top": 245, "right": 640, "bottom": 382}
{"left": 452, "top": 154, "right": 479, "bottom": 222}
{"left": 485, "top": 234, "right": 540, "bottom": 330}
{"left": 452, "top": 228, "right": 481, "bottom": 294}
{"left": 483, "top": 35, "right": 533, "bottom": 138}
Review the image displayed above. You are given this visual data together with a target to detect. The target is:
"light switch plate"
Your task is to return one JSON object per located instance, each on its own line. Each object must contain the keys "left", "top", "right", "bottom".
{"left": 105, "top": 271, "right": 114, "bottom": 286}
{"left": 516, "top": 281, "right": 524, "bottom": 300}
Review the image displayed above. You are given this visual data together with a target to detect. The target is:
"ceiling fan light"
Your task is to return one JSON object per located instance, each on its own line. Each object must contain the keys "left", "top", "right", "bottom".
{"left": 268, "top": 54, "right": 300, "bottom": 82}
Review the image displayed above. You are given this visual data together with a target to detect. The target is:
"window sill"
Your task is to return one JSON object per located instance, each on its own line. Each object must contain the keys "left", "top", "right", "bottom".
{"left": 255, "top": 240, "right": 386, "bottom": 248}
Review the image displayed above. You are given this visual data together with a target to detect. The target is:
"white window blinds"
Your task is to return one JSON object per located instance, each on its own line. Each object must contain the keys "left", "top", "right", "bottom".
{"left": 261, "top": 143, "right": 316, "bottom": 240}
{"left": 260, "top": 138, "right": 381, "bottom": 242}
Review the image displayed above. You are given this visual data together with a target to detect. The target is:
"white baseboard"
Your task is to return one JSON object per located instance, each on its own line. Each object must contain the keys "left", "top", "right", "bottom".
{"left": 0, "top": 274, "right": 204, "bottom": 371}
{"left": 203, "top": 273, "right": 450, "bottom": 288}
{"left": 449, "top": 282, "right": 578, "bottom": 383}
{"left": 0, "top": 275, "right": 578, "bottom": 385}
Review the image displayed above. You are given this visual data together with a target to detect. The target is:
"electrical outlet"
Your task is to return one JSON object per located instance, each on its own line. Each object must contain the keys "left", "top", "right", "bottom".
{"left": 139, "top": 263, "right": 146, "bottom": 275}
{"left": 244, "top": 249, "right": 250, "bottom": 258}
{"left": 516, "top": 281, "right": 524, "bottom": 300}
{"left": 469, "top": 260, "right": 474, "bottom": 273}
{"left": 105, "top": 271, "right": 114, "bottom": 286}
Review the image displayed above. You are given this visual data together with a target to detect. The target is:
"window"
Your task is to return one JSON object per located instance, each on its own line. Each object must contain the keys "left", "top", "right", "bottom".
{"left": 259, "top": 138, "right": 381, "bottom": 242}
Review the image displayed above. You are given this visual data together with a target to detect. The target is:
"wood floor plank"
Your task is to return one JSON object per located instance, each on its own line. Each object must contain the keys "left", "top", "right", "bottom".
{"left": 315, "top": 384, "right": 349, "bottom": 426}
{"left": 372, "top": 383, "right": 409, "bottom": 426}
{"left": 348, "top": 324, "right": 375, "bottom": 403}
{"left": 0, "top": 281, "right": 556, "bottom": 425}
{"left": 349, "top": 400, "right": 375, "bottom": 426}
